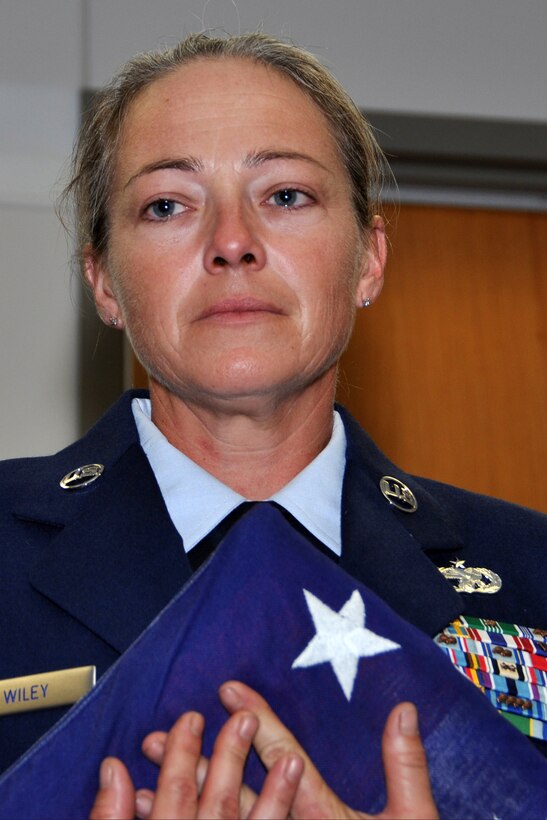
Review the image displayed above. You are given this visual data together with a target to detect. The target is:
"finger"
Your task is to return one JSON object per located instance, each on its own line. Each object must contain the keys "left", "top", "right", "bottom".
{"left": 135, "top": 789, "right": 154, "bottom": 820}
{"left": 142, "top": 731, "right": 168, "bottom": 766}
{"left": 381, "top": 703, "right": 438, "bottom": 820}
{"left": 219, "top": 682, "right": 341, "bottom": 819}
{"left": 198, "top": 710, "right": 258, "bottom": 818}
{"left": 149, "top": 711, "right": 204, "bottom": 820}
{"left": 89, "top": 757, "right": 135, "bottom": 820}
{"left": 247, "top": 753, "right": 304, "bottom": 820}
{"left": 142, "top": 732, "right": 209, "bottom": 795}
{"left": 143, "top": 731, "right": 262, "bottom": 819}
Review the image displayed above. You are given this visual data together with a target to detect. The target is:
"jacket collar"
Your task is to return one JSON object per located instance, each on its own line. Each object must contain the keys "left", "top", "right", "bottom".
{"left": 337, "top": 406, "right": 464, "bottom": 635}
{"left": 12, "top": 390, "right": 149, "bottom": 528}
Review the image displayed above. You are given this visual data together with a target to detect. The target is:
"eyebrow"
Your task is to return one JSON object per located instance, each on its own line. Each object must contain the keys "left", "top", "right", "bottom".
{"left": 124, "top": 156, "right": 203, "bottom": 189}
{"left": 243, "top": 149, "right": 331, "bottom": 173}
{"left": 124, "top": 148, "right": 330, "bottom": 189}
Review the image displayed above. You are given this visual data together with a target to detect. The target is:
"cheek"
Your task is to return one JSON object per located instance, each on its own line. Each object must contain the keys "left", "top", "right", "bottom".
{"left": 108, "top": 263, "right": 148, "bottom": 323}
{"left": 103, "top": 264, "right": 162, "bottom": 364}
{"left": 300, "top": 234, "right": 361, "bottom": 323}
{"left": 106, "top": 242, "right": 176, "bottom": 323}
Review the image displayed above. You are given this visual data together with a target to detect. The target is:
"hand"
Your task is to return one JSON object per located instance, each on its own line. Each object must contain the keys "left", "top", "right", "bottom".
{"left": 89, "top": 708, "right": 304, "bottom": 820}
{"left": 218, "top": 681, "right": 438, "bottom": 819}
{"left": 90, "top": 683, "right": 438, "bottom": 819}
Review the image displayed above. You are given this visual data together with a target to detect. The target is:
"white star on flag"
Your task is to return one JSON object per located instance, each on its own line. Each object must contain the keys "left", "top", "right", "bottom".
{"left": 292, "top": 589, "right": 401, "bottom": 700}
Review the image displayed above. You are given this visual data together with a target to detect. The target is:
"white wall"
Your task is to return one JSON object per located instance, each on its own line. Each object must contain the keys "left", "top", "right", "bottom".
{"left": 0, "top": 206, "right": 80, "bottom": 457}
{"left": 87, "top": 0, "right": 547, "bottom": 121}
{"left": 1, "top": 0, "right": 546, "bottom": 458}
{"left": 0, "top": 0, "right": 82, "bottom": 457}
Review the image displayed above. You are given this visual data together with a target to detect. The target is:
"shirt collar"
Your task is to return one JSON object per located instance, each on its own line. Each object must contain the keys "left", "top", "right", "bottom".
{"left": 132, "top": 397, "right": 345, "bottom": 556}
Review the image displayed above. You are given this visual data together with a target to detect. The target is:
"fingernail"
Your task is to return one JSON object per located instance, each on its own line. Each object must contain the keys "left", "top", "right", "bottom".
{"left": 135, "top": 792, "right": 153, "bottom": 818}
{"left": 399, "top": 704, "right": 419, "bottom": 736}
{"left": 219, "top": 684, "right": 243, "bottom": 711}
{"left": 189, "top": 712, "right": 204, "bottom": 737}
{"left": 99, "top": 759, "right": 113, "bottom": 788}
{"left": 238, "top": 713, "right": 257, "bottom": 741}
{"left": 283, "top": 754, "right": 304, "bottom": 784}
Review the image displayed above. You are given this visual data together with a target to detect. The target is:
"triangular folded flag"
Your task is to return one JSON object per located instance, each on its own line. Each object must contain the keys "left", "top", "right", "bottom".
{"left": 0, "top": 505, "right": 546, "bottom": 818}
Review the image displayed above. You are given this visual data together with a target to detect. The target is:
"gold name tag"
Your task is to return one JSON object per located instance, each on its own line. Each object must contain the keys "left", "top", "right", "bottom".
{"left": 0, "top": 666, "right": 96, "bottom": 716}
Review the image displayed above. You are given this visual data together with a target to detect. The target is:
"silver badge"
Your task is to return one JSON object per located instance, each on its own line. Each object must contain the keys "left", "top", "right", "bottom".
{"left": 379, "top": 476, "right": 418, "bottom": 513}
{"left": 60, "top": 464, "right": 104, "bottom": 490}
{"left": 438, "top": 559, "right": 502, "bottom": 594}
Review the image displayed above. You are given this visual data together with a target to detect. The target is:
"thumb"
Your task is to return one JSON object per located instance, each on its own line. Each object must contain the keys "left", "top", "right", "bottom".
{"left": 381, "top": 703, "right": 438, "bottom": 819}
{"left": 89, "top": 757, "right": 136, "bottom": 820}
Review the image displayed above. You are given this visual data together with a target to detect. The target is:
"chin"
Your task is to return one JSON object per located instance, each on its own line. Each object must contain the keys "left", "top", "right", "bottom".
{"left": 145, "top": 347, "right": 335, "bottom": 410}
{"left": 147, "top": 358, "right": 281, "bottom": 405}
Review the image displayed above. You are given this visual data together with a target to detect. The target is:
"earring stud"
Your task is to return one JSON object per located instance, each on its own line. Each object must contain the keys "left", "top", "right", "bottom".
{"left": 109, "top": 316, "right": 119, "bottom": 327}
{"left": 362, "top": 297, "right": 371, "bottom": 308}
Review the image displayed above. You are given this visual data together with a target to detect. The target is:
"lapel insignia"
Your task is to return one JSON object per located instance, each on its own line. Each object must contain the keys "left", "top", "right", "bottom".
{"left": 379, "top": 476, "right": 418, "bottom": 513}
{"left": 438, "top": 559, "right": 502, "bottom": 594}
{"left": 60, "top": 464, "right": 104, "bottom": 490}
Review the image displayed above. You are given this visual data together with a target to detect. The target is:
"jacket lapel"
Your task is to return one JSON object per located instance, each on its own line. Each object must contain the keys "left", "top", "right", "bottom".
{"left": 28, "top": 444, "right": 191, "bottom": 653}
{"left": 338, "top": 407, "right": 464, "bottom": 636}
{"left": 13, "top": 391, "right": 192, "bottom": 654}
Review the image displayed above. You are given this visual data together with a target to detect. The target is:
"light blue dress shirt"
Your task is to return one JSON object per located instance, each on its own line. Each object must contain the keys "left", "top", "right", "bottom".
{"left": 132, "top": 398, "right": 346, "bottom": 556}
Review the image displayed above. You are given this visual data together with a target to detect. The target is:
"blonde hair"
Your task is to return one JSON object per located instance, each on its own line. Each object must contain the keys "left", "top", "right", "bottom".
{"left": 62, "top": 31, "right": 388, "bottom": 262}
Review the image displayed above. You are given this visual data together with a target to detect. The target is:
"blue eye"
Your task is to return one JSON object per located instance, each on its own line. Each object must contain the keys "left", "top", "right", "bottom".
{"left": 146, "top": 199, "right": 182, "bottom": 219}
{"left": 273, "top": 189, "right": 298, "bottom": 207}
{"left": 270, "top": 189, "right": 310, "bottom": 208}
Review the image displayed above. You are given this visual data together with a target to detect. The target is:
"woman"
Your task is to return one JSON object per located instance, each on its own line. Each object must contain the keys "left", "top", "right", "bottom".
{"left": 0, "top": 31, "right": 545, "bottom": 817}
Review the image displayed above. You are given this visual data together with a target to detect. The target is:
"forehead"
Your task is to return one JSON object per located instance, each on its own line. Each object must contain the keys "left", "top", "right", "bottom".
{"left": 114, "top": 57, "right": 344, "bottom": 180}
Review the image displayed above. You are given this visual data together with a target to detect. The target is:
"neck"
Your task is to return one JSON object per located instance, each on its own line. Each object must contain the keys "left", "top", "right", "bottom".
{"left": 148, "top": 374, "right": 337, "bottom": 499}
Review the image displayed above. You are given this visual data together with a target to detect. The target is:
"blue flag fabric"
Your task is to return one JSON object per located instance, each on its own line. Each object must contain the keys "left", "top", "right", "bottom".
{"left": 0, "top": 504, "right": 546, "bottom": 818}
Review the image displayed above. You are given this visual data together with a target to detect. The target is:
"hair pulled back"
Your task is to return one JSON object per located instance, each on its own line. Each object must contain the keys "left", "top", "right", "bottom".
{"left": 62, "top": 31, "right": 388, "bottom": 264}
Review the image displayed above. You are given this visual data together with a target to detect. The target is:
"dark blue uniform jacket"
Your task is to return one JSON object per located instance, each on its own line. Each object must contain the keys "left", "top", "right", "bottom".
{"left": 1, "top": 390, "right": 545, "bottom": 772}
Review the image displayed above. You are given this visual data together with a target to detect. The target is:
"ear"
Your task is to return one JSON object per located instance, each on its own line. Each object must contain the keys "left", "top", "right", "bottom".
{"left": 354, "top": 215, "right": 387, "bottom": 308}
{"left": 83, "top": 245, "right": 124, "bottom": 330}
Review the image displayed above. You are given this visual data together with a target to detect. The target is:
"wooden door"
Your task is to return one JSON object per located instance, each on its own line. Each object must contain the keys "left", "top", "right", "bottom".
{"left": 337, "top": 204, "right": 547, "bottom": 512}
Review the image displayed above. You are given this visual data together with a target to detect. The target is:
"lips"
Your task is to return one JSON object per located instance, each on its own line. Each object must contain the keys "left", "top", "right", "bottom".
{"left": 198, "top": 297, "right": 282, "bottom": 320}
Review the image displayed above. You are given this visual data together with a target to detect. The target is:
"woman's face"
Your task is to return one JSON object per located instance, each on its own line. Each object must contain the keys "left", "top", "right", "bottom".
{"left": 87, "top": 57, "right": 385, "bottom": 411}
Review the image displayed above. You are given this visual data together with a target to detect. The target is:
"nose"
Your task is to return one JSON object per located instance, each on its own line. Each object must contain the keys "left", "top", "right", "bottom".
{"left": 203, "top": 202, "right": 266, "bottom": 274}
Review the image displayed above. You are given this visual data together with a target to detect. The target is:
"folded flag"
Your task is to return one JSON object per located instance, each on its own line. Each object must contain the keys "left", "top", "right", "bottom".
{"left": 0, "top": 504, "right": 546, "bottom": 818}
